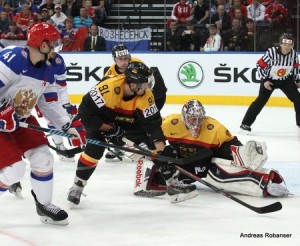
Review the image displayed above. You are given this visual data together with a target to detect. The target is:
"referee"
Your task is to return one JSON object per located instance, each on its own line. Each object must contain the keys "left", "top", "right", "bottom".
{"left": 240, "top": 33, "right": 300, "bottom": 134}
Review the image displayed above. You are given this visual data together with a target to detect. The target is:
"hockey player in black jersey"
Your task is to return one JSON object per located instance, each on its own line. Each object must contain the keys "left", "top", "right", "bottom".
{"left": 67, "top": 62, "right": 196, "bottom": 207}
{"left": 104, "top": 44, "right": 167, "bottom": 162}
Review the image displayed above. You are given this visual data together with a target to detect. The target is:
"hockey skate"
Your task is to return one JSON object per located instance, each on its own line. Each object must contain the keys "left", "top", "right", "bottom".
{"left": 167, "top": 179, "right": 198, "bottom": 204}
{"left": 67, "top": 178, "right": 86, "bottom": 208}
{"left": 239, "top": 124, "right": 251, "bottom": 135}
{"left": 31, "top": 190, "right": 68, "bottom": 225}
{"left": 55, "top": 143, "right": 75, "bottom": 162}
{"left": 9, "top": 182, "right": 23, "bottom": 199}
{"left": 166, "top": 171, "right": 198, "bottom": 204}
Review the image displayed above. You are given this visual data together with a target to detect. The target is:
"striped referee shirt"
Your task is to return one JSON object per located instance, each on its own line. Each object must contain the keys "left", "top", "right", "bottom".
{"left": 257, "top": 46, "right": 300, "bottom": 82}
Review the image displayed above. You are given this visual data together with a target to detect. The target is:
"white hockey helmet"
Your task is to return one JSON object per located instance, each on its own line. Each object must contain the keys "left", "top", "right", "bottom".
{"left": 181, "top": 99, "right": 206, "bottom": 138}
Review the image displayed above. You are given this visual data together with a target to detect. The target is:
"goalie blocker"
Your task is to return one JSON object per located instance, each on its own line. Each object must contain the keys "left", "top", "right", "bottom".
{"left": 134, "top": 141, "right": 290, "bottom": 198}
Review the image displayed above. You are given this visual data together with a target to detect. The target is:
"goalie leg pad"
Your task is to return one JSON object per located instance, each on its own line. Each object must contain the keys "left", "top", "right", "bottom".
{"left": 134, "top": 158, "right": 167, "bottom": 197}
{"left": 207, "top": 160, "right": 289, "bottom": 197}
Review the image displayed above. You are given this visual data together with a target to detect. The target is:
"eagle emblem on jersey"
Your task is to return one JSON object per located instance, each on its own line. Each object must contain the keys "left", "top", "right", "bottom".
{"left": 207, "top": 124, "right": 214, "bottom": 130}
{"left": 13, "top": 89, "right": 38, "bottom": 117}
{"left": 275, "top": 68, "right": 287, "bottom": 77}
{"left": 171, "top": 119, "right": 178, "bottom": 125}
{"left": 114, "top": 86, "right": 121, "bottom": 95}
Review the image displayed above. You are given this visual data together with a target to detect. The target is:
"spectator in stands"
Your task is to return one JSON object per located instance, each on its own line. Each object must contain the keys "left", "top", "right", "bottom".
{"left": 84, "top": 0, "right": 96, "bottom": 21}
{"left": 247, "top": 0, "right": 266, "bottom": 22}
{"left": 5, "top": 0, "right": 20, "bottom": 11}
{"left": 165, "top": 19, "right": 184, "bottom": 51}
{"left": 261, "top": 0, "right": 273, "bottom": 8}
{"left": 229, "top": 0, "right": 247, "bottom": 18}
{"left": 73, "top": 7, "right": 93, "bottom": 29}
{"left": 233, "top": 8, "right": 247, "bottom": 28}
{"left": 71, "top": 0, "right": 83, "bottom": 17}
{"left": 265, "top": 0, "right": 288, "bottom": 27}
{"left": 210, "top": 0, "right": 230, "bottom": 16}
{"left": 201, "top": 23, "right": 223, "bottom": 52}
{"left": 0, "top": 11, "right": 10, "bottom": 36}
{"left": 13, "top": 4, "right": 36, "bottom": 33}
{"left": 1, "top": 20, "right": 25, "bottom": 40}
{"left": 62, "top": 0, "right": 74, "bottom": 17}
{"left": 190, "top": 0, "right": 209, "bottom": 25}
{"left": 16, "top": 0, "right": 39, "bottom": 16}
{"left": 211, "top": 4, "right": 231, "bottom": 32}
{"left": 83, "top": 23, "right": 106, "bottom": 51}
{"left": 93, "top": 0, "right": 106, "bottom": 27}
{"left": 181, "top": 22, "right": 202, "bottom": 51}
{"left": 61, "top": 17, "right": 78, "bottom": 50}
{"left": 38, "top": 7, "right": 51, "bottom": 22}
{"left": 167, "top": 0, "right": 192, "bottom": 28}
{"left": 223, "top": 17, "right": 245, "bottom": 51}
{"left": 50, "top": 4, "right": 67, "bottom": 28}
{"left": 0, "top": 2, "right": 13, "bottom": 20}
{"left": 39, "top": 0, "right": 55, "bottom": 17}
{"left": 33, "top": 0, "right": 43, "bottom": 8}
{"left": 241, "top": 18, "right": 256, "bottom": 51}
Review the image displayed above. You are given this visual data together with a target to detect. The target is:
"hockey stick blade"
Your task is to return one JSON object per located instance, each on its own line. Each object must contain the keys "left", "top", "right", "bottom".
{"left": 175, "top": 165, "right": 282, "bottom": 214}
{"left": 47, "top": 144, "right": 82, "bottom": 158}
{"left": 19, "top": 122, "right": 212, "bottom": 165}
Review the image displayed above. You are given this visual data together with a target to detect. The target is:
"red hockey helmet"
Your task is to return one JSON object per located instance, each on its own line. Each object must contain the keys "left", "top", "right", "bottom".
{"left": 27, "top": 22, "right": 60, "bottom": 48}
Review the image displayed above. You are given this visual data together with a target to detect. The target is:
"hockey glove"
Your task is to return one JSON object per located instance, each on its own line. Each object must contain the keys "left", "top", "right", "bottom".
{"left": 0, "top": 99, "right": 19, "bottom": 132}
{"left": 155, "top": 146, "right": 177, "bottom": 181}
{"left": 231, "top": 140, "right": 268, "bottom": 170}
{"left": 104, "top": 124, "right": 124, "bottom": 138}
{"left": 63, "top": 103, "right": 78, "bottom": 116}
{"left": 63, "top": 117, "right": 86, "bottom": 147}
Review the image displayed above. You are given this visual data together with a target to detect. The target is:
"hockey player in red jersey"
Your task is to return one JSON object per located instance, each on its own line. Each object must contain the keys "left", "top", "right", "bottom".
{"left": 136, "top": 99, "right": 290, "bottom": 199}
{"left": 0, "top": 22, "right": 86, "bottom": 225}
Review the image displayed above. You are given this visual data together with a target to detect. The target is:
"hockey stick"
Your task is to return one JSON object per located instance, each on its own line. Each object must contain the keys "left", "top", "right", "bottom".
{"left": 47, "top": 144, "right": 81, "bottom": 158}
{"left": 19, "top": 122, "right": 213, "bottom": 165}
{"left": 175, "top": 165, "right": 282, "bottom": 214}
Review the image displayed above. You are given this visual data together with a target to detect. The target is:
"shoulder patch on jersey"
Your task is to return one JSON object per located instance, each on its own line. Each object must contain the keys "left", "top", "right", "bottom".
{"left": 21, "top": 49, "right": 28, "bottom": 58}
{"left": 107, "top": 70, "right": 112, "bottom": 75}
{"left": 114, "top": 86, "right": 121, "bottom": 95}
{"left": 171, "top": 119, "right": 178, "bottom": 125}
{"left": 55, "top": 57, "right": 62, "bottom": 64}
{"left": 207, "top": 124, "right": 214, "bottom": 130}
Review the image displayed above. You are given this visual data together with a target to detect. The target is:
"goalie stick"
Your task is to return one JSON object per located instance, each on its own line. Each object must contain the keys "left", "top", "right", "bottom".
{"left": 19, "top": 122, "right": 213, "bottom": 165}
{"left": 175, "top": 165, "right": 282, "bottom": 214}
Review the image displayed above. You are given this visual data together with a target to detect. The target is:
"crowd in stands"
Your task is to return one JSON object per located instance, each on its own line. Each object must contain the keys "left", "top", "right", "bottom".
{"left": 0, "top": 0, "right": 112, "bottom": 51}
{"left": 165, "top": 0, "right": 291, "bottom": 52}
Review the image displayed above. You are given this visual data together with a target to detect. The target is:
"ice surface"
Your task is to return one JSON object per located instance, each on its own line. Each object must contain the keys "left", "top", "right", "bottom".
{"left": 1, "top": 105, "right": 299, "bottom": 246}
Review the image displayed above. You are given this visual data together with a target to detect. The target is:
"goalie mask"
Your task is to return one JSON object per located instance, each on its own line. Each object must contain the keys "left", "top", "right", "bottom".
{"left": 182, "top": 100, "right": 206, "bottom": 138}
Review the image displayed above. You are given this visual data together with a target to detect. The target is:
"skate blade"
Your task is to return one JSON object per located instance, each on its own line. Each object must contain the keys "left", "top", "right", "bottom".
{"left": 40, "top": 216, "right": 69, "bottom": 226}
{"left": 169, "top": 190, "right": 199, "bottom": 204}
{"left": 68, "top": 202, "right": 78, "bottom": 209}
{"left": 59, "top": 156, "right": 75, "bottom": 162}
{"left": 239, "top": 129, "right": 251, "bottom": 135}
{"left": 12, "top": 192, "right": 23, "bottom": 199}
{"left": 134, "top": 190, "right": 167, "bottom": 198}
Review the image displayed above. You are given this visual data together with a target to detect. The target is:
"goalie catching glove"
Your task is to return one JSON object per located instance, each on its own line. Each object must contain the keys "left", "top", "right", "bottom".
{"left": 62, "top": 116, "right": 86, "bottom": 147}
{"left": 231, "top": 140, "right": 267, "bottom": 170}
{"left": 0, "top": 99, "right": 19, "bottom": 132}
